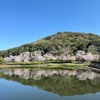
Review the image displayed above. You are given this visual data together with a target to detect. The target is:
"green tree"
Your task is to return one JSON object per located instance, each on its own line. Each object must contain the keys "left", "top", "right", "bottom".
{"left": 0, "top": 57, "right": 4, "bottom": 64}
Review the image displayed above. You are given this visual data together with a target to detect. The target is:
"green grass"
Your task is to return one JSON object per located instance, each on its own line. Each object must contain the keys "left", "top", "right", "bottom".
{"left": 0, "top": 62, "right": 88, "bottom": 70}
{"left": 3, "top": 60, "right": 75, "bottom": 65}
{"left": 3, "top": 61, "right": 44, "bottom": 65}
{"left": 0, "top": 60, "right": 89, "bottom": 70}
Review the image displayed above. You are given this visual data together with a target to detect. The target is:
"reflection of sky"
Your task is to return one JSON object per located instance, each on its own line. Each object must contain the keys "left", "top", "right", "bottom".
{"left": 0, "top": 79, "right": 100, "bottom": 100}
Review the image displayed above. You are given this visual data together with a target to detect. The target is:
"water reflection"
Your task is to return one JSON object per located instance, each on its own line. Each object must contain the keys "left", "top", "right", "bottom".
{"left": 0, "top": 68, "right": 100, "bottom": 96}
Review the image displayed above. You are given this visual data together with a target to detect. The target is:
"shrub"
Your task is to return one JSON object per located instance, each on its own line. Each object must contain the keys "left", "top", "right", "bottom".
{"left": 0, "top": 57, "right": 4, "bottom": 64}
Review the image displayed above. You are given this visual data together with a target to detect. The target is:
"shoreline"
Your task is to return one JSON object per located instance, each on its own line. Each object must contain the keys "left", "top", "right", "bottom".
{"left": 0, "top": 63, "right": 92, "bottom": 70}
{"left": 0, "top": 62, "right": 100, "bottom": 73}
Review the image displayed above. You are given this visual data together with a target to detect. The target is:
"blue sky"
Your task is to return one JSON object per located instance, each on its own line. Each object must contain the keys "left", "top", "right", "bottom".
{"left": 0, "top": 0, "right": 100, "bottom": 50}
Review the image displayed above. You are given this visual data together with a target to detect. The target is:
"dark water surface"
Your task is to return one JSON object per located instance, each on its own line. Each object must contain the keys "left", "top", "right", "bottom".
{"left": 0, "top": 68, "right": 100, "bottom": 100}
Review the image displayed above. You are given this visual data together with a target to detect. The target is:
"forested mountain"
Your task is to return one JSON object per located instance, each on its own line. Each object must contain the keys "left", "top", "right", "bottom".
{"left": 0, "top": 32, "right": 100, "bottom": 58}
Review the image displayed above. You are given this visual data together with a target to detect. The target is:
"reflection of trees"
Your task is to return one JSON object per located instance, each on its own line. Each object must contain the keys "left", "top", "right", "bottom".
{"left": 1, "top": 69, "right": 100, "bottom": 96}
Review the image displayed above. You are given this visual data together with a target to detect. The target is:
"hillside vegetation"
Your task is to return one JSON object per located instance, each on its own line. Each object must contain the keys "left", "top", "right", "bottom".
{"left": 0, "top": 32, "right": 100, "bottom": 58}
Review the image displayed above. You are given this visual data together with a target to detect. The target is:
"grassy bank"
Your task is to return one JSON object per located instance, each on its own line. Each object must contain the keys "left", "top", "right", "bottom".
{"left": 0, "top": 61, "right": 89, "bottom": 70}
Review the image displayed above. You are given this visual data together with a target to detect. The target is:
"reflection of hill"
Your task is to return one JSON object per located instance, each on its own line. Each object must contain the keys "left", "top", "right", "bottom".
{"left": 0, "top": 68, "right": 100, "bottom": 96}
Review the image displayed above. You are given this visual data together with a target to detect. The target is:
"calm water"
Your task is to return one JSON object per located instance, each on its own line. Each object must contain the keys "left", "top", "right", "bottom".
{"left": 0, "top": 68, "right": 100, "bottom": 100}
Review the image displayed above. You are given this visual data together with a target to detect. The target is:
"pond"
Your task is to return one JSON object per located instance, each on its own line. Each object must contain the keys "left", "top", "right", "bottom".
{"left": 0, "top": 68, "right": 100, "bottom": 100}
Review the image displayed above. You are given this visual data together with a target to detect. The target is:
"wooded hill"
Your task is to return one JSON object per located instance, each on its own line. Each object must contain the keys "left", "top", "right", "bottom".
{"left": 0, "top": 32, "right": 100, "bottom": 57}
